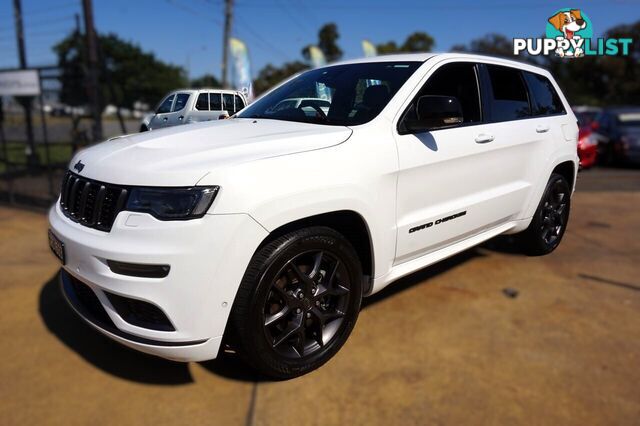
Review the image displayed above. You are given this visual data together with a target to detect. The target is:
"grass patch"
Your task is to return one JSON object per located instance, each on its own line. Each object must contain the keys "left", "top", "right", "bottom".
{"left": 0, "top": 142, "right": 73, "bottom": 173}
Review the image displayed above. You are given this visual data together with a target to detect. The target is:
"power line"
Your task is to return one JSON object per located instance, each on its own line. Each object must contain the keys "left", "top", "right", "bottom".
{"left": 24, "top": 14, "right": 75, "bottom": 27}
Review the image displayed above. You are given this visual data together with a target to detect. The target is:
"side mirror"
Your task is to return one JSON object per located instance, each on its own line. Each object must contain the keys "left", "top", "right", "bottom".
{"left": 403, "top": 95, "right": 464, "bottom": 133}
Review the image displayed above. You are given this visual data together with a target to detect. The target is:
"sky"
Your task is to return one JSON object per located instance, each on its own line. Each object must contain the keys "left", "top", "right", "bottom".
{"left": 0, "top": 0, "right": 639, "bottom": 81}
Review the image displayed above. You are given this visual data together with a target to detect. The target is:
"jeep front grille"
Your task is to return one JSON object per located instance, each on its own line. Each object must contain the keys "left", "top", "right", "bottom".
{"left": 59, "top": 171, "right": 128, "bottom": 232}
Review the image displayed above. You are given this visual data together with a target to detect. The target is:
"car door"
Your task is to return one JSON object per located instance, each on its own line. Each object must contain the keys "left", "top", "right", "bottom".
{"left": 165, "top": 92, "right": 191, "bottom": 127}
{"left": 393, "top": 61, "right": 528, "bottom": 264}
{"left": 149, "top": 93, "right": 175, "bottom": 129}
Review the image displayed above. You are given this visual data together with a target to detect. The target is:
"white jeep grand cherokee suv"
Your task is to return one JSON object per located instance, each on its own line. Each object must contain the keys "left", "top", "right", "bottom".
{"left": 49, "top": 53, "right": 578, "bottom": 378}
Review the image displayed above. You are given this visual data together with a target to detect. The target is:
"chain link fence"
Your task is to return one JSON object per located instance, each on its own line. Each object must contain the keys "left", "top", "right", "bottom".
{"left": 0, "top": 66, "right": 138, "bottom": 208}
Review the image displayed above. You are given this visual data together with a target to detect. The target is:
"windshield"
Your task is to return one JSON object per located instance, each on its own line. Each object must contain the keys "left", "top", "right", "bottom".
{"left": 238, "top": 61, "right": 421, "bottom": 126}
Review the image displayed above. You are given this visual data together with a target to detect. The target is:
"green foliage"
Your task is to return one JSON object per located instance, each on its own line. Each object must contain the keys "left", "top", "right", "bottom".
{"left": 54, "top": 32, "right": 187, "bottom": 109}
{"left": 190, "top": 74, "right": 222, "bottom": 88}
{"left": 302, "top": 23, "right": 343, "bottom": 63}
{"left": 450, "top": 33, "right": 515, "bottom": 58}
{"left": 253, "top": 61, "right": 309, "bottom": 95}
{"left": 376, "top": 41, "right": 399, "bottom": 54}
{"left": 376, "top": 32, "right": 435, "bottom": 54}
{"left": 400, "top": 32, "right": 435, "bottom": 52}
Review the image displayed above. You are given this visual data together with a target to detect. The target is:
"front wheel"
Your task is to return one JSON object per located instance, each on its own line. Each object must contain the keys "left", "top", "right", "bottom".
{"left": 229, "top": 226, "right": 363, "bottom": 379}
{"left": 517, "top": 173, "right": 571, "bottom": 255}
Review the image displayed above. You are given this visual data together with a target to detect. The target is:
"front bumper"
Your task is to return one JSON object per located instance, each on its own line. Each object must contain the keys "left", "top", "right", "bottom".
{"left": 49, "top": 201, "right": 268, "bottom": 362}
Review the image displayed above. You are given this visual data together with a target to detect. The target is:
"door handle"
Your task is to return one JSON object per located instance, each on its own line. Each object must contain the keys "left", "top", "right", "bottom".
{"left": 536, "top": 125, "right": 550, "bottom": 133}
{"left": 163, "top": 117, "right": 168, "bottom": 121}
{"left": 179, "top": 115, "right": 184, "bottom": 120}
{"left": 475, "top": 134, "right": 494, "bottom": 144}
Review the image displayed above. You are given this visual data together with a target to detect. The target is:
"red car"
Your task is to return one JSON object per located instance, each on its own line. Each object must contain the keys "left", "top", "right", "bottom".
{"left": 574, "top": 109, "right": 600, "bottom": 168}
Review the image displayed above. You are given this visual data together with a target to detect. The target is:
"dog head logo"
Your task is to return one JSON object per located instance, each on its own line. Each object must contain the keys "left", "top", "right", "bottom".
{"left": 546, "top": 9, "right": 592, "bottom": 57}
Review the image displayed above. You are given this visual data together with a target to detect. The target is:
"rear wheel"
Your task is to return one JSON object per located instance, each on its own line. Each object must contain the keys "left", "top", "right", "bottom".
{"left": 517, "top": 173, "right": 571, "bottom": 255}
{"left": 229, "top": 226, "right": 363, "bottom": 379}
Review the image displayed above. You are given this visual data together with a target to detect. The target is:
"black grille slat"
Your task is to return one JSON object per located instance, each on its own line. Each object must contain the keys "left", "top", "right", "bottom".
{"left": 60, "top": 173, "right": 70, "bottom": 206}
{"left": 78, "top": 181, "right": 91, "bottom": 221}
{"left": 90, "top": 185, "right": 106, "bottom": 225}
{"left": 68, "top": 177, "right": 81, "bottom": 216}
{"left": 59, "top": 172, "right": 128, "bottom": 232}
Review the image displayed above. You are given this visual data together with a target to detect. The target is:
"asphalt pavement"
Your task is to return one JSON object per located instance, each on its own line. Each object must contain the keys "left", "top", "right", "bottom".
{"left": 0, "top": 167, "right": 639, "bottom": 425}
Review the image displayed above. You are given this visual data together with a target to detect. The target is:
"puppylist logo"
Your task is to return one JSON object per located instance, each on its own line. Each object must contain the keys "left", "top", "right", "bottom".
{"left": 514, "top": 8, "right": 633, "bottom": 58}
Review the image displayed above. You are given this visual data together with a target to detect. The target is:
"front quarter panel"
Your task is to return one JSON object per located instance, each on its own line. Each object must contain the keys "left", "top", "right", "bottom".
{"left": 199, "top": 121, "right": 400, "bottom": 280}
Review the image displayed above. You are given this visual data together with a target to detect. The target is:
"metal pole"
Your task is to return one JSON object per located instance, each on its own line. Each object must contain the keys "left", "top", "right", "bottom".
{"left": 38, "top": 71, "right": 54, "bottom": 198}
{"left": 221, "top": 0, "right": 233, "bottom": 88}
{"left": 82, "top": 0, "right": 103, "bottom": 142}
{"left": 0, "top": 99, "right": 14, "bottom": 203}
{"left": 12, "top": 0, "right": 38, "bottom": 167}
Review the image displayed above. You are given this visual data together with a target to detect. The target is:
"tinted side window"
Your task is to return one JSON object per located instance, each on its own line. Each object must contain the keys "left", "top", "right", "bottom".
{"left": 173, "top": 93, "right": 190, "bottom": 112}
{"left": 223, "top": 94, "right": 235, "bottom": 114}
{"left": 523, "top": 72, "right": 565, "bottom": 116}
{"left": 156, "top": 94, "right": 174, "bottom": 114}
{"left": 195, "top": 93, "right": 209, "bottom": 110}
{"left": 210, "top": 93, "right": 222, "bottom": 110}
{"left": 408, "top": 62, "right": 481, "bottom": 125}
{"left": 235, "top": 95, "right": 245, "bottom": 110}
{"left": 486, "top": 65, "right": 530, "bottom": 122}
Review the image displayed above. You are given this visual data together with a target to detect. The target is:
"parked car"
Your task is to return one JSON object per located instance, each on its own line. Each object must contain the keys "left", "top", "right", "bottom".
{"left": 49, "top": 53, "right": 578, "bottom": 379}
{"left": 140, "top": 88, "right": 248, "bottom": 132}
{"left": 269, "top": 97, "right": 331, "bottom": 116}
{"left": 591, "top": 107, "right": 640, "bottom": 166}
{"left": 574, "top": 107, "right": 601, "bottom": 168}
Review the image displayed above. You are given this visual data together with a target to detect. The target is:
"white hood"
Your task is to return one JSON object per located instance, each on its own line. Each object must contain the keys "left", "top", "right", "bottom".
{"left": 68, "top": 118, "right": 353, "bottom": 186}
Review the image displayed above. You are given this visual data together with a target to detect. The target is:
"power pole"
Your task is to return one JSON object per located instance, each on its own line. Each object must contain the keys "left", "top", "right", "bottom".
{"left": 81, "top": 0, "right": 102, "bottom": 142}
{"left": 12, "top": 0, "right": 38, "bottom": 166}
{"left": 221, "top": 0, "right": 233, "bottom": 88}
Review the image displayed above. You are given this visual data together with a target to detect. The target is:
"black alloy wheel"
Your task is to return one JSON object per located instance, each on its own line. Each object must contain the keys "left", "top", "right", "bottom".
{"left": 229, "top": 226, "right": 363, "bottom": 379}
{"left": 518, "top": 173, "right": 571, "bottom": 255}
{"left": 263, "top": 249, "right": 350, "bottom": 359}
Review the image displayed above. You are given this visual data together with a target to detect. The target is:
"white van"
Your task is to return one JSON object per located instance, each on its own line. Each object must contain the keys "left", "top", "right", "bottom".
{"left": 140, "top": 88, "right": 248, "bottom": 131}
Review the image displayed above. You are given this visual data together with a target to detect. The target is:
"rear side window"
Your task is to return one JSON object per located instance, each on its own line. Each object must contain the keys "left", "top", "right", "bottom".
{"left": 523, "top": 72, "right": 565, "bottom": 116}
{"left": 210, "top": 93, "right": 222, "bottom": 110}
{"left": 172, "top": 93, "right": 190, "bottom": 112}
{"left": 195, "top": 93, "right": 209, "bottom": 110}
{"left": 486, "top": 65, "right": 530, "bottom": 122}
{"left": 235, "top": 95, "right": 245, "bottom": 111}
{"left": 409, "top": 62, "right": 481, "bottom": 125}
{"left": 223, "top": 94, "right": 235, "bottom": 114}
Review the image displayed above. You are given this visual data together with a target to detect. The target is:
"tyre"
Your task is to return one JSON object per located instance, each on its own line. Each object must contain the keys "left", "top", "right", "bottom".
{"left": 139, "top": 125, "right": 148, "bottom": 132}
{"left": 229, "top": 226, "right": 363, "bottom": 379}
{"left": 517, "top": 173, "right": 571, "bottom": 256}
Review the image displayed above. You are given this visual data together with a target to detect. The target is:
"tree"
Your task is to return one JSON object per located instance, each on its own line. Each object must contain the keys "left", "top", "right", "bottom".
{"left": 450, "top": 33, "right": 515, "bottom": 58}
{"left": 302, "top": 23, "right": 343, "bottom": 63}
{"left": 253, "top": 61, "right": 308, "bottom": 95}
{"left": 401, "top": 32, "right": 435, "bottom": 52}
{"left": 376, "top": 41, "right": 399, "bottom": 54}
{"left": 376, "top": 31, "right": 435, "bottom": 54}
{"left": 191, "top": 74, "right": 221, "bottom": 88}
{"left": 54, "top": 32, "right": 187, "bottom": 110}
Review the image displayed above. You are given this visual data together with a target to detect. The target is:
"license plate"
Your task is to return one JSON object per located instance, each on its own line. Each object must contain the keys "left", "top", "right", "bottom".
{"left": 48, "top": 230, "right": 65, "bottom": 264}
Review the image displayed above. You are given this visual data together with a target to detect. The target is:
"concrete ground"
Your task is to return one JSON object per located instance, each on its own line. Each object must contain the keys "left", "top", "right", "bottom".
{"left": 1, "top": 168, "right": 639, "bottom": 425}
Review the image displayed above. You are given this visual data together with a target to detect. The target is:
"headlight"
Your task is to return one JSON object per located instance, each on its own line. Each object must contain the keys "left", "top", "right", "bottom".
{"left": 125, "top": 186, "right": 219, "bottom": 220}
